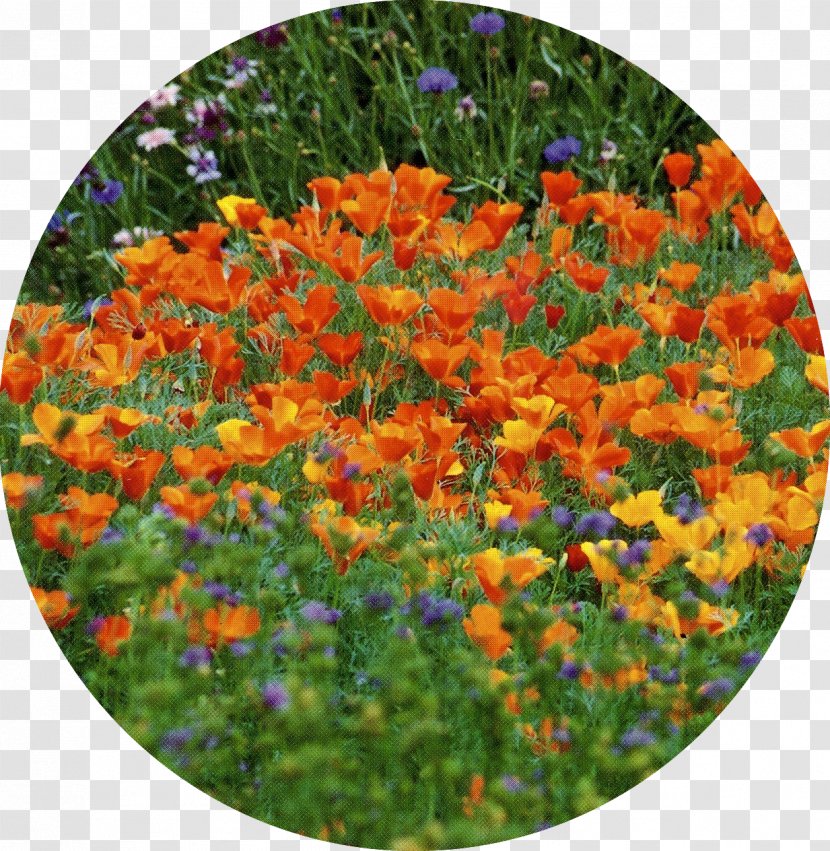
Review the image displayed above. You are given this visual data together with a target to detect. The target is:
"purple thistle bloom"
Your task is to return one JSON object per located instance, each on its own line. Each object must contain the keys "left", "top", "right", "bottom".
{"left": 179, "top": 645, "right": 212, "bottom": 668}
{"left": 417, "top": 67, "right": 459, "bottom": 95}
{"left": 419, "top": 595, "right": 463, "bottom": 628}
{"left": 674, "top": 493, "right": 705, "bottom": 524}
{"left": 544, "top": 135, "right": 582, "bottom": 164}
{"left": 470, "top": 12, "right": 506, "bottom": 35}
{"left": 90, "top": 179, "right": 124, "bottom": 206}
{"left": 699, "top": 677, "right": 735, "bottom": 699}
{"left": 551, "top": 505, "right": 574, "bottom": 527}
{"left": 745, "top": 523, "right": 774, "bottom": 546}
{"left": 575, "top": 510, "right": 617, "bottom": 537}
{"left": 262, "top": 680, "right": 290, "bottom": 710}
{"left": 161, "top": 727, "right": 194, "bottom": 751}
{"left": 739, "top": 650, "right": 762, "bottom": 670}
{"left": 180, "top": 560, "right": 198, "bottom": 575}
{"left": 620, "top": 727, "right": 657, "bottom": 748}
{"left": 557, "top": 660, "right": 581, "bottom": 680}
{"left": 273, "top": 561, "right": 289, "bottom": 579}
{"left": 260, "top": 88, "right": 272, "bottom": 103}
{"left": 364, "top": 591, "right": 395, "bottom": 612}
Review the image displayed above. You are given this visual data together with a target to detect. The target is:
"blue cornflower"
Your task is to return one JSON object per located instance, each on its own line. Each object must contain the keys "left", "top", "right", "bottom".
{"left": 557, "top": 660, "right": 581, "bottom": 680}
{"left": 300, "top": 601, "right": 341, "bottom": 624}
{"left": 551, "top": 505, "right": 574, "bottom": 527}
{"left": 543, "top": 135, "right": 582, "bottom": 164}
{"left": 470, "top": 12, "right": 506, "bottom": 35}
{"left": 739, "top": 650, "right": 762, "bottom": 670}
{"left": 186, "top": 148, "right": 221, "bottom": 185}
{"left": 417, "top": 67, "right": 459, "bottom": 94}
{"left": 618, "top": 539, "right": 651, "bottom": 567}
{"left": 98, "top": 524, "right": 122, "bottom": 544}
{"left": 90, "top": 179, "right": 124, "bottom": 205}
{"left": 620, "top": 727, "right": 656, "bottom": 748}
{"left": 496, "top": 515, "right": 520, "bottom": 534}
{"left": 673, "top": 493, "right": 704, "bottom": 524}
{"left": 364, "top": 591, "right": 395, "bottom": 612}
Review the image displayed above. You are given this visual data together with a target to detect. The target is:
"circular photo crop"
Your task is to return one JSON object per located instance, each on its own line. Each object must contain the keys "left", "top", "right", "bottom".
{"left": 2, "top": 2, "right": 827, "bottom": 848}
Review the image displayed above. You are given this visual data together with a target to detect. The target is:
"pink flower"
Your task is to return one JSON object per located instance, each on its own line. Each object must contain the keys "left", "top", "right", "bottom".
{"left": 136, "top": 127, "right": 176, "bottom": 151}
{"left": 147, "top": 84, "right": 180, "bottom": 110}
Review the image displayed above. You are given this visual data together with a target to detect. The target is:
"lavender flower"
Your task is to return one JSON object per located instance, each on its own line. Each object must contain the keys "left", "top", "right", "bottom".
{"left": 180, "top": 560, "right": 198, "bottom": 575}
{"left": 261, "top": 680, "right": 290, "bottom": 710}
{"left": 674, "top": 493, "right": 704, "bottom": 524}
{"left": 620, "top": 727, "right": 656, "bottom": 748}
{"left": 745, "top": 523, "right": 774, "bottom": 546}
{"left": 300, "top": 601, "right": 341, "bottom": 624}
{"left": 85, "top": 616, "right": 105, "bottom": 636}
{"left": 417, "top": 67, "right": 459, "bottom": 95}
{"left": 179, "top": 645, "right": 212, "bottom": 668}
{"left": 551, "top": 505, "right": 574, "bottom": 527}
{"left": 364, "top": 591, "right": 395, "bottom": 612}
{"left": 161, "top": 727, "right": 194, "bottom": 751}
{"left": 501, "top": 774, "right": 525, "bottom": 792}
{"left": 557, "top": 660, "right": 581, "bottom": 680}
{"left": 618, "top": 539, "right": 650, "bottom": 567}
{"left": 470, "top": 12, "right": 506, "bottom": 35}
{"left": 418, "top": 594, "right": 463, "bottom": 628}
{"left": 699, "top": 677, "right": 735, "bottom": 699}
{"left": 544, "top": 135, "right": 582, "bottom": 164}
{"left": 496, "top": 515, "right": 520, "bottom": 534}
{"left": 575, "top": 510, "right": 617, "bottom": 538}
{"left": 97, "top": 520, "right": 121, "bottom": 539}
{"left": 739, "top": 650, "right": 762, "bottom": 670}
{"left": 611, "top": 604, "right": 628, "bottom": 622}
{"left": 90, "top": 179, "right": 124, "bottom": 205}
{"left": 273, "top": 561, "right": 289, "bottom": 579}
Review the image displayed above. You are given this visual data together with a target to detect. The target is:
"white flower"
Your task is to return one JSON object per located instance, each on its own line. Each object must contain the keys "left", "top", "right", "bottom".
{"left": 147, "top": 84, "right": 181, "bottom": 110}
{"left": 136, "top": 127, "right": 176, "bottom": 151}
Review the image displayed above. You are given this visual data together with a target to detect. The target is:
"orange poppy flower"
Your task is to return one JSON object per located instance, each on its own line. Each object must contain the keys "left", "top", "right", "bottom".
{"left": 770, "top": 421, "right": 830, "bottom": 458}
{"left": 663, "top": 152, "right": 695, "bottom": 187}
{"left": 563, "top": 252, "right": 610, "bottom": 294}
{"left": 33, "top": 487, "right": 119, "bottom": 558}
{"left": 159, "top": 484, "right": 218, "bottom": 524}
{"left": 462, "top": 604, "right": 512, "bottom": 660}
{"left": 2, "top": 472, "right": 44, "bottom": 510}
{"left": 108, "top": 448, "right": 165, "bottom": 500}
{"left": 541, "top": 170, "right": 582, "bottom": 208}
{"left": 0, "top": 351, "right": 44, "bottom": 404}
{"left": 312, "top": 370, "right": 358, "bottom": 404}
{"left": 784, "top": 316, "right": 822, "bottom": 355}
{"left": 423, "top": 220, "right": 493, "bottom": 261}
{"left": 427, "top": 288, "right": 481, "bottom": 340}
{"left": 317, "top": 331, "right": 363, "bottom": 368}
{"left": 471, "top": 201, "right": 524, "bottom": 250}
{"left": 203, "top": 604, "right": 261, "bottom": 646}
{"left": 279, "top": 338, "right": 316, "bottom": 376}
{"left": 317, "top": 232, "right": 384, "bottom": 283}
{"left": 171, "top": 445, "right": 233, "bottom": 485}
{"left": 310, "top": 515, "right": 380, "bottom": 575}
{"left": 806, "top": 355, "right": 829, "bottom": 395}
{"left": 96, "top": 615, "right": 133, "bottom": 656}
{"left": 357, "top": 284, "right": 423, "bottom": 326}
{"left": 277, "top": 285, "right": 340, "bottom": 337}
{"left": 568, "top": 325, "right": 644, "bottom": 368}
{"left": 31, "top": 588, "right": 79, "bottom": 630}
{"left": 411, "top": 339, "right": 470, "bottom": 389}
{"left": 340, "top": 190, "right": 392, "bottom": 236}
{"left": 471, "top": 547, "right": 552, "bottom": 605}
{"left": 658, "top": 261, "right": 701, "bottom": 292}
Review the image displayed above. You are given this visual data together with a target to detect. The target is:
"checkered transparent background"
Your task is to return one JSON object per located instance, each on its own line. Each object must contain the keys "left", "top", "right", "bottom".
{"left": 1, "top": 0, "right": 829, "bottom": 848}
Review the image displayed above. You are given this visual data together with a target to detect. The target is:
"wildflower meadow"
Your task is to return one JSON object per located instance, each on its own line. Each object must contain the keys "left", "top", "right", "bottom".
{"left": 2, "top": 3, "right": 828, "bottom": 849}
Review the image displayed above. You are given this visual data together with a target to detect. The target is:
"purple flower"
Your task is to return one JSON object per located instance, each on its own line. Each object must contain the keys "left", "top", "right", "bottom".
{"left": 745, "top": 523, "right": 774, "bottom": 546}
{"left": 496, "top": 515, "right": 520, "bottom": 534}
{"left": 255, "top": 23, "right": 288, "bottom": 48}
{"left": 612, "top": 604, "right": 628, "bottom": 622}
{"left": 161, "top": 727, "right": 194, "bottom": 751}
{"left": 419, "top": 595, "right": 463, "bottom": 628}
{"left": 544, "top": 135, "right": 582, "bottom": 164}
{"left": 180, "top": 560, "right": 198, "bottom": 575}
{"left": 300, "top": 601, "right": 341, "bottom": 624}
{"left": 618, "top": 539, "right": 650, "bottom": 567}
{"left": 699, "top": 677, "right": 735, "bottom": 699}
{"left": 97, "top": 523, "right": 122, "bottom": 543}
{"left": 261, "top": 681, "right": 290, "bottom": 710}
{"left": 395, "top": 625, "right": 415, "bottom": 641}
{"left": 455, "top": 94, "right": 477, "bottom": 121}
{"left": 85, "top": 616, "right": 105, "bottom": 636}
{"left": 184, "top": 524, "right": 209, "bottom": 546}
{"left": 470, "top": 12, "right": 506, "bottom": 35}
{"left": 260, "top": 88, "right": 272, "bottom": 103}
{"left": 709, "top": 578, "right": 729, "bottom": 598}
{"left": 739, "top": 650, "right": 762, "bottom": 670}
{"left": 364, "top": 591, "right": 395, "bottom": 612}
{"left": 674, "top": 493, "right": 704, "bottom": 524}
{"left": 620, "top": 727, "right": 656, "bottom": 748}
{"left": 501, "top": 774, "right": 525, "bottom": 793}
{"left": 185, "top": 148, "right": 221, "bottom": 185}
{"left": 153, "top": 502, "right": 177, "bottom": 520}
{"left": 575, "top": 510, "right": 617, "bottom": 537}
{"left": 551, "top": 505, "right": 574, "bottom": 527}
{"left": 273, "top": 561, "right": 289, "bottom": 579}
{"left": 599, "top": 138, "right": 619, "bottom": 163}
{"left": 323, "top": 645, "right": 336, "bottom": 658}
{"left": 331, "top": 8, "right": 343, "bottom": 24}
{"left": 557, "top": 660, "right": 581, "bottom": 680}
{"left": 203, "top": 581, "right": 232, "bottom": 601}
{"left": 230, "top": 641, "right": 253, "bottom": 657}
{"left": 179, "top": 645, "right": 212, "bottom": 668}
{"left": 417, "top": 67, "right": 459, "bottom": 95}
{"left": 342, "top": 462, "right": 361, "bottom": 480}
{"left": 90, "top": 179, "right": 124, "bottom": 205}
{"left": 72, "top": 162, "right": 99, "bottom": 187}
